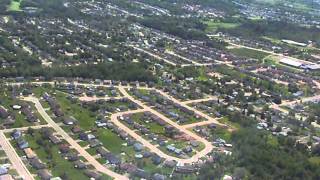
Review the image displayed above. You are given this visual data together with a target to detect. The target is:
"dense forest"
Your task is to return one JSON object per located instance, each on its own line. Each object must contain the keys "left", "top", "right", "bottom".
{"left": 218, "top": 20, "right": 320, "bottom": 43}
{"left": 139, "top": 16, "right": 208, "bottom": 40}
{"left": 138, "top": 16, "right": 227, "bottom": 49}
{"left": 0, "top": 62, "right": 156, "bottom": 82}
{"left": 198, "top": 112, "right": 320, "bottom": 180}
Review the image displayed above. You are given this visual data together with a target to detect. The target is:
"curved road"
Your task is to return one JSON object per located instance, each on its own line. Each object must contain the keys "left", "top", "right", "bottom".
{"left": 9, "top": 81, "right": 234, "bottom": 166}
{"left": 118, "top": 87, "right": 214, "bottom": 165}
{"left": 23, "top": 97, "right": 128, "bottom": 180}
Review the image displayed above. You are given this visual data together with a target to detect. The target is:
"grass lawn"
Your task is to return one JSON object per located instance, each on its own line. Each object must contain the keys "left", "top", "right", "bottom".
{"left": 0, "top": 90, "right": 46, "bottom": 128}
{"left": 78, "top": 141, "right": 89, "bottom": 147}
{"left": 101, "top": 101, "right": 134, "bottom": 112}
{"left": 53, "top": 92, "right": 140, "bottom": 161}
{"left": 228, "top": 47, "right": 270, "bottom": 60}
{"left": 100, "top": 175, "right": 113, "bottom": 180}
{"left": 213, "top": 128, "right": 232, "bottom": 142}
{"left": 11, "top": 112, "right": 31, "bottom": 128}
{"left": 136, "top": 158, "right": 172, "bottom": 175}
{"left": 130, "top": 113, "right": 204, "bottom": 157}
{"left": 55, "top": 92, "right": 96, "bottom": 130}
{"left": 32, "top": 86, "right": 54, "bottom": 98}
{"left": 309, "top": 156, "right": 320, "bottom": 167}
{"left": 0, "top": 150, "right": 6, "bottom": 157}
{"left": 8, "top": 0, "right": 22, "bottom": 11}
{"left": 86, "top": 148, "right": 96, "bottom": 155}
{"left": 263, "top": 55, "right": 278, "bottom": 65}
{"left": 218, "top": 117, "right": 240, "bottom": 129}
{"left": 131, "top": 113, "right": 165, "bottom": 134}
{"left": 8, "top": 169, "right": 19, "bottom": 176}
{"left": 267, "top": 134, "right": 279, "bottom": 147}
{"left": 204, "top": 20, "right": 239, "bottom": 33}
{"left": 24, "top": 130, "right": 89, "bottom": 179}
{"left": 96, "top": 128, "right": 125, "bottom": 153}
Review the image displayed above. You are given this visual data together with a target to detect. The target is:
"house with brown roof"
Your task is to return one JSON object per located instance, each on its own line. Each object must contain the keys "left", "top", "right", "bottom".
{"left": 24, "top": 148, "right": 36, "bottom": 159}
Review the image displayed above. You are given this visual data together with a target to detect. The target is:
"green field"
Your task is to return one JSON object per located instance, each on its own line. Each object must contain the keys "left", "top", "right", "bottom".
{"left": 55, "top": 92, "right": 96, "bottom": 130}
{"left": 131, "top": 113, "right": 165, "bottom": 134}
{"left": 53, "top": 93, "right": 136, "bottom": 157}
{"left": 246, "top": 0, "right": 320, "bottom": 12}
{"left": 130, "top": 113, "right": 205, "bottom": 153}
{"left": 204, "top": 21, "right": 240, "bottom": 33}
{"left": 8, "top": 0, "right": 22, "bottom": 11}
{"left": 0, "top": 89, "right": 46, "bottom": 128}
{"left": 228, "top": 47, "right": 270, "bottom": 60}
{"left": 24, "top": 131, "right": 90, "bottom": 179}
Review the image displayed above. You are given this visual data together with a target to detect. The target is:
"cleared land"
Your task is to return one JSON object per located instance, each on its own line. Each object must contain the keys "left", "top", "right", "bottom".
{"left": 204, "top": 21, "right": 239, "bottom": 33}
{"left": 228, "top": 47, "right": 270, "bottom": 60}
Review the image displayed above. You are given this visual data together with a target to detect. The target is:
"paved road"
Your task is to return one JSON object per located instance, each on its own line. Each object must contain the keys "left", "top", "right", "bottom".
{"left": 1, "top": 124, "right": 49, "bottom": 133}
{"left": 118, "top": 87, "right": 215, "bottom": 164}
{"left": 270, "top": 94, "right": 320, "bottom": 114}
{"left": 153, "top": 89, "right": 228, "bottom": 128}
{"left": 182, "top": 118, "right": 222, "bottom": 129}
{"left": 0, "top": 132, "right": 34, "bottom": 180}
{"left": 181, "top": 63, "right": 215, "bottom": 67}
{"left": 10, "top": 82, "right": 233, "bottom": 165}
{"left": 79, "top": 96, "right": 124, "bottom": 102}
{"left": 110, "top": 110, "right": 187, "bottom": 163}
{"left": 129, "top": 45, "right": 177, "bottom": 66}
{"left": 24, "top": 97, "right": 128, "bottom": 180}
{"left": 8, "top": 81, "right": 152, "bottom": 91}
{"left": 129, "top": 45, "right": 215, "bottom": 67}
{"left": 165, "top": 50, "right": 214, "bottom": 67}
{"left": 227, "top": 41, "right": 315, "bottom": 65}
{"left": 181, "top": 97, "right": 218, "bottom": 105}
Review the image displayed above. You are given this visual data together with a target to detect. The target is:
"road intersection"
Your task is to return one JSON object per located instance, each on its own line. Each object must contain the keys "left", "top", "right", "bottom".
{"left": 6, "top": 80, "right": 320, "bottom": 179}
{"left": 23, "top": 96, "right": 129, "bottom": 180}
{"left": 3, "top": 81, "right": 241, "bottom": 179}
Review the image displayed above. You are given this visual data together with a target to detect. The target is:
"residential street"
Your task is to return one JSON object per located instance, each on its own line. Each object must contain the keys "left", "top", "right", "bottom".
{"left": 118, "top": 87, "right": 215, "bottom": 164}
{"left": 181, "top": 96, "right": 218, "bottom": 105}
{"left": 129, "top": 45, "right": 177, "bottom": 66}
{"left": 153, "top": 89, "right": 228, "bottom": 128}
{"left": 270, "top": 94, "right": 320, "bottom": 114}
{"left": 23, "top": 97, "right": 129, "bottom": 180}
{"left": 0, "top": 132, "right": 34, "bottom": 180}
{"left": 182, "top": 118, "right": 223, "bottom": 129}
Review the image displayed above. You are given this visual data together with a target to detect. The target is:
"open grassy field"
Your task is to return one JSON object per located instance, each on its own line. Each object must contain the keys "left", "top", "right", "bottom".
{"left": 96, "top": 128, "right": 126, "bottom": 153}
{"left": 131, "top": 113, "right": 165, "bottom": 134}
{"left": 204, "top": 20, "right": 240, "bottom": 33}
{"left": 247, "top": 0, "right": 320, "bottom": 12}
{"left": 228, "top": 47, "right": 270, "bottom": 60}
{"left": 55, "top": 92, "right": 96, "bottom": 130}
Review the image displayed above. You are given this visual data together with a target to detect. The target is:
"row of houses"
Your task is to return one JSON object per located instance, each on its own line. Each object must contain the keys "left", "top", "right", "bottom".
{"left": 131, "top": 89, "right": 201, "bottom": 124}
{"left": 43, "top": 93, "right": 64, "bottom": 117}
{"left": 11, "top": 128, "right": 105, "bottom": 180}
